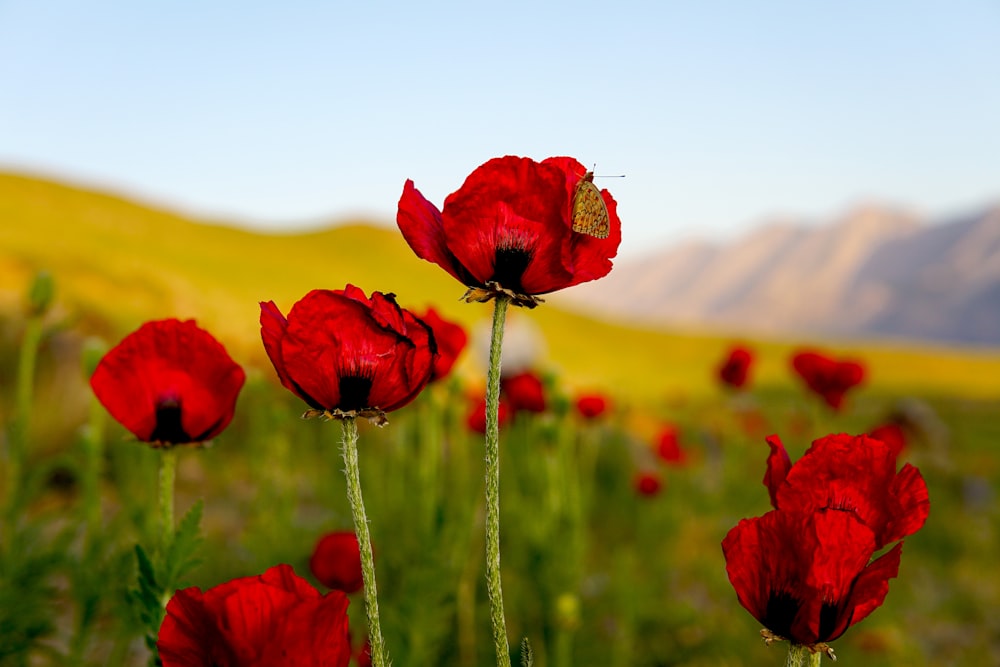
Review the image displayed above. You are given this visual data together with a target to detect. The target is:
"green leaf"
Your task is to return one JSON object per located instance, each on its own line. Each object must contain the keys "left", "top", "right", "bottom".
{"left": 162, "top": 500, "right": 204, "bottom": 592}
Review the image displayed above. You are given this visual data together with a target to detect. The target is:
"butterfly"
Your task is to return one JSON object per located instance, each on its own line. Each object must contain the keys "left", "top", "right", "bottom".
{"left": 571, "top": 171, "right": 610, "bottom": 239}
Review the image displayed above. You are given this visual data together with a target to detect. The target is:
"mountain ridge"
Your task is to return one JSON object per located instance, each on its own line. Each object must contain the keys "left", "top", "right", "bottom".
{"left": 558, "top": 201, "right": 1000, "bottom": 345}
{"left": 4, "top": 170, "right": 1000, "bottom": 403}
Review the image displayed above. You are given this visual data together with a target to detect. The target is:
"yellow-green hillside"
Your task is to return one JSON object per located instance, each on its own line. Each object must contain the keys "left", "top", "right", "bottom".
{"left": 2, "top": 170, "right": 998, "bottom": 403}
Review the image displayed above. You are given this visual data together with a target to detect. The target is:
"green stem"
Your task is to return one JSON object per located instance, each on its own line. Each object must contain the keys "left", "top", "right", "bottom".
{"left": 3, "top": 314, "right": 44, "bottom": 528}
{"left": 485, "top": 295, "right": 512, "bottom": 667}
{"left": 159, "top": 448, "right": 178, "bottom": 555}
{"left": 82, "top": 393, "right": 107, "bottom": 540}
{"left": 785, "top": 643, "right": 822, "bottom": 667}
{"left": 340, "top": 417, "right": 390, "bottom": 667}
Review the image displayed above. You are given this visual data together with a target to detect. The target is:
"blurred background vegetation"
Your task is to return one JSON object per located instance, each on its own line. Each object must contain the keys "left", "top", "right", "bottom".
{"left": 1, "top": 172, "right": 998, "bottom": 665}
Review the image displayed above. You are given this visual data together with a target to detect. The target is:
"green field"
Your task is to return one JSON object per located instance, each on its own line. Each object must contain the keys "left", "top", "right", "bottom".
{"left": 1, "top": 170, "right": 998, "bottom": 666}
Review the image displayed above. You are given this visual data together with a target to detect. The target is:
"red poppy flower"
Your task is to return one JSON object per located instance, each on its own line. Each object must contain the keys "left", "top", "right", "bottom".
{"left": 717, "top": 345, "right": 753, "bottom": 389}
{"left": 157, "top": 564, "right": 351, "bottom": 667}
{"left": 654, "top": 425, "right": 688, "bottom": 466}
{"left": 90, "top": 319, "right": 245, "bottom": 446}
{"left": 397, "top": 155, "right": 622, "bottom": 308}
{"left": 501, "top": 371, "right": 547, "bottom": 414}
{"left": 309, "top": 531, "right": 364, "bottom": 594}
{"left": 261, "top": 286, "right": 437, "bottom": 424}
{"left": 634, "top": 471, "right": 663, "bottom": 497}
{"left": 419, "top": 307, "right": 468, "bottom": 381}
{"left": 764, "top": 433, "right": 929, "bottom": 549}
{"left": 574, "top": 392, "right": 610, "bottom": 420}
{"left": 355, "top": 639, "right": 372, "bottom": 667}
{"left": 869, "top": 422, "right": 907, "bottom": 458}
{"left": 722, "top": 508, "right": 902, "bottom": 648}
{"left": 791, "top": 350, "right": 865, "bottom": 410}
{"left": 466, "top": 396, "right": 511, "bottom": 434}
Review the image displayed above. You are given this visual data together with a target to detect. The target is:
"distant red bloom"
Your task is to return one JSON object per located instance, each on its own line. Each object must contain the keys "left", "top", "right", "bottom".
{"left": 869, "top": 422, "right": 907, "bottom": 458}
{"left": 575, "top": 393, "right": 610, "bottom": 420}
{"left": 791, "top": 350, "right": 865, "bottom": 410}
{"left": 419, "top": 307, "right": 468, "bottom": 381}
{"left": 634, "top": 471, "right": 663, "bottom": 496}
{"left": 717, "top": 345, "right": 753, "bottom": 389}
{"left": 310, "top": 531, "right": 364, "bottom": 594}
{"left": 654, "top": 425, "right": 688, "bottom": 466}
{"left": 90, "top": 319, "right": 245, "bottom": 446}
{"left": 397, "top": 155, "right": 622, "bottom": 308}
{"left": 261, "top": 286, "right": 437, "bottom": 424}
{"left": 501, "top": 371, "right": 547, "bottom": 414}
{"left": 764, "top": 433, "right": 929, "bottom": 549}
{"left": 466, "top": 396, "right": 511, "bottom": 434}
{"left": 355, "top": 639, "right": 372, "bottom": 667}
{"left": 157, "top": 564, "right": 351, "bottom": 667}
{"left": 723, "top": 508, "right": 902, "bottom": 648}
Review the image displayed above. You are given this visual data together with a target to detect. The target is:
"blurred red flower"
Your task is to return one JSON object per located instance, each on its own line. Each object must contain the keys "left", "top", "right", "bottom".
{"left": 310, "top": 531, "right": 364, "bottom": 594}
{"left": 723, "top": 508, "right": 902, "bottom": 648}
{"left": 261, "top": 286, "right": 437, "bottom": 423}
{"left": 501, "top": 371, "right": 547, "bottom": 414}
{"left": 466, "top": 396, "right": 511, "bottom": 434}
{"left": 90, "top": 319, "right": 245, "bottom": 446}
{"left": 397, "top": 155, "right": 621, "bottom": 308}
{"left": 764, "top": 433, "right": 929, "bottom": 549}
{"left": 634, "top": 471, "right": 663, "bottom": 496}
{"left": 574, "top": 392, "right": 610, "bottom": 420}
{"left": 355, "top": 638, "right": 372, "bottom": 667}
{"left": 654, "top": 425, "right": 688, "bottom": 466}
{"left": 791, "top": 350, "right": 865, "bottom": 410}
{"left": 717, "top": 345, "right": 753, "bottom": 389}
{"left": 869, "top": 422, "right": 907, "bottom": 458}
{"left": 419, "top": 307, "right": 468, "bottom": 382}
{"left": 158, "top": 564, "right": 351, "bottom": 667}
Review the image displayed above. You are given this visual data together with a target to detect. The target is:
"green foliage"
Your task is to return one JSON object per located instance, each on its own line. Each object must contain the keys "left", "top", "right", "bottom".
{"left": 2, "top": 173, "right": 1000, "bottom": 665}
{"left": 129, "top": 502, "right": 203, "bottom": 664}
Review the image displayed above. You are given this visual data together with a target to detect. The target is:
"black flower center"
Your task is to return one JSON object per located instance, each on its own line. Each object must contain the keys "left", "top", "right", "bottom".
{"left": 763, "top": 590, "right": 801, "bottom": 639}
{"left": 338, "top": 375, "right": 374, "bottom": 412}
{"left": 491, "top": 246, "right": 533, "bottom": 294}
{"left": 150, "top": 399, "right": 190, "bottom": 444}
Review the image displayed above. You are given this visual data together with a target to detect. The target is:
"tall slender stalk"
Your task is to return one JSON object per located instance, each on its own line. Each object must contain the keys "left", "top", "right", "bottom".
{"left": 484, "top": 295, "right": 512, "bottom": 667}
{"left": 158, "top": 448, "right": 178, "bottom": 556}
{"left": 784, "top": 643, "right": 822, "bottom": 667}
{"left": 340, "top": 417, "right": 390, "bottom": 667}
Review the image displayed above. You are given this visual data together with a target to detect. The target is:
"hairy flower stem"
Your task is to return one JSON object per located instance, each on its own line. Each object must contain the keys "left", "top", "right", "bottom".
{"left": 485, "top": 295, "right": 512, "bottom": 667}
{"left": 159, "top": 448, "right": 178, "bottom": 556}
{"left": 785, "top": 644, "right": 822, "bottom": 667}
{"left": 340, "top": 417, "right": 390, "bottom": 667}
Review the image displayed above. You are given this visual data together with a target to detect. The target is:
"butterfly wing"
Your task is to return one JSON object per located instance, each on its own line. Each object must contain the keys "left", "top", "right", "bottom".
{"left": 571, "top": 172, "right": 610, "bottom": 239}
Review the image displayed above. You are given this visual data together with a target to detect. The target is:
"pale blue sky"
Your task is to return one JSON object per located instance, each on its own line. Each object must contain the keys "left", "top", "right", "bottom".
{"left": 2, "top": 1, "right": 997, "bottom": 257}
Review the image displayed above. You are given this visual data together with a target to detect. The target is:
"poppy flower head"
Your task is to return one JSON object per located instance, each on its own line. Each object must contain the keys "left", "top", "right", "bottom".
{"left": 260, "top": 286, "right": 437, "bottom": 425}
{"left": 722, "top": 508, "right": 902, "bottom": 649}
{"left": 466, "top": 395, "right": 511, "bottom": 434}
{"left": 419, "top": 307, "right": 468, "bottom": 382}
{"left": 718, "top": 345, "right": 753, "bottom": 389}
{"left": 869, "top": 422, "right": 907, "bottom": 458}
{"left": 157, "top": 564, "right": 352, "bottom": 667}
{"left": 574, "top": 392, "right": 610, "bottom": 420}
{"left": 397, "top": 155, "right": 621, "bottom": 308}
{"left": 634, "top": 471, "right": 663, "bottom": 497}
{"left": 309, "top": 531, "right": 365, "bottom": 594}
{"left": 500, "top": 370, "right": 547, "bottom": 414}
{"left": 791, "top": 350, "right": 865, "bottom": 410}
{"left": 774, "top": 433, "right": 930, "bottom": 549}
{"left": 90, "top": 319, "right": 245, "bottom": 447}
{"left": 654, "top": 425, "right": 688, "bottom": 466}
